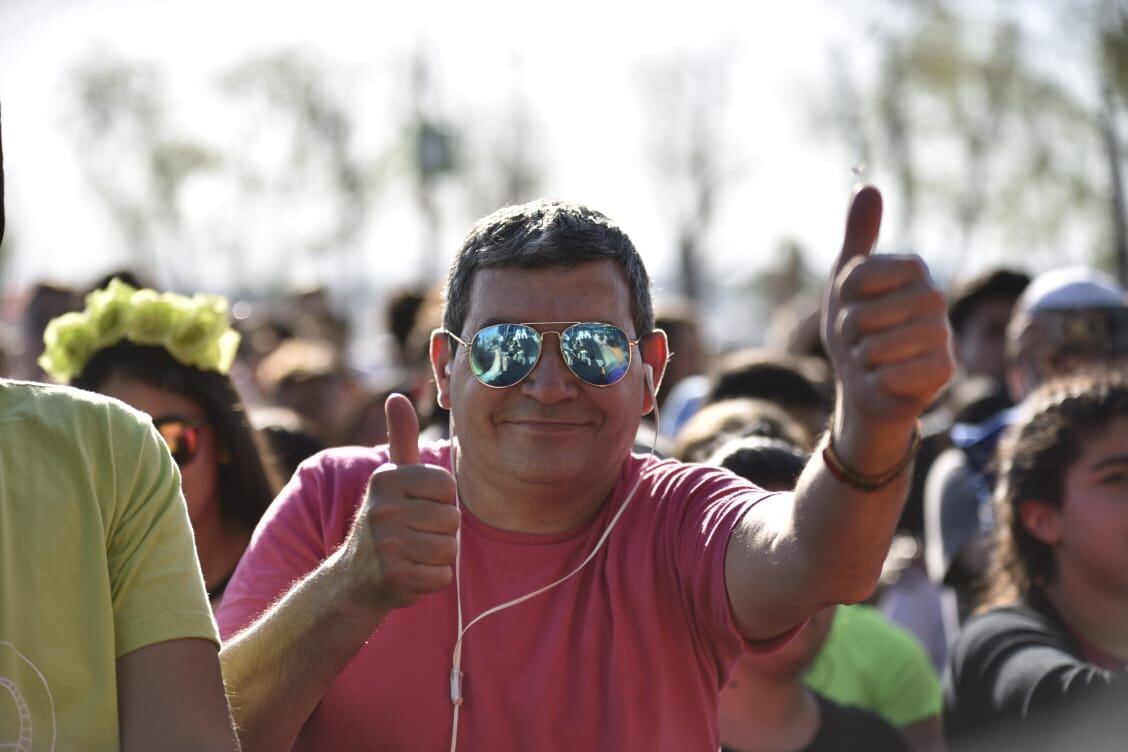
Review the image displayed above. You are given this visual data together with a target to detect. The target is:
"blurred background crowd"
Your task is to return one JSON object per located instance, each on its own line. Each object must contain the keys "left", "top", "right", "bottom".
{"left": 2, "top": 0, "right": 1127, "bottom": 749}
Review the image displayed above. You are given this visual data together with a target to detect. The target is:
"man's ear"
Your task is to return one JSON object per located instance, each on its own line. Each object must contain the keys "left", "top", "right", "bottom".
{"left": 1018, "top": 499, "right": 1063, "bottom": 547}
{"left": 430, "top": 330, "right": 454, "bottom": 410}
{"left": 639, "top": 329, "right": 670, "bottom": 416}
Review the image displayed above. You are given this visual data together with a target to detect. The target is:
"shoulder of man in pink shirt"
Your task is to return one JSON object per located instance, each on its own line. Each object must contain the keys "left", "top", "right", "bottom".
{"left": 216, "top": 442, "right": 451, "bottom": 639}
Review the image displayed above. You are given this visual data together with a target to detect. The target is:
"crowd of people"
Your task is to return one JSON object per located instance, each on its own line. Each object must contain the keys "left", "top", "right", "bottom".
{"left": 2, "top": 99, "right": 1126, "bottom": 751}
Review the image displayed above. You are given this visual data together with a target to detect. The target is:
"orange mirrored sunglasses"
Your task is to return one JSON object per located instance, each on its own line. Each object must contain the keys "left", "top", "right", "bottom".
{"left": 153, "top": 416, "right": 206, "bottom": 467}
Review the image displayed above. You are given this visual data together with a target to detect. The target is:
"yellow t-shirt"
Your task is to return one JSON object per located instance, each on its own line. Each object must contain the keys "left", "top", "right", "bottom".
{"left": 0, "top": 380, "right": 217, "bottom": 750}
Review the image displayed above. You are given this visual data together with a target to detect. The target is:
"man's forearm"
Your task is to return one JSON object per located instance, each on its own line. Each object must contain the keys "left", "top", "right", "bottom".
{"left": 726, "top": 414, "right": 917, "bottom": 639}
{"left": 220, "top": 552, "right": 388, "bottom": 751}
{"left": 729, "top": 184, "right": 952, "bottom": 640}
{"left": 795, "top": 413, "right": 918, "bottom": 602}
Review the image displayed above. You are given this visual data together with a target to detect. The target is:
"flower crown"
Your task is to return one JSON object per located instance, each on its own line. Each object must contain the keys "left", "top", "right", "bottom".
{"left": 39, "top": 278, "right": 242, "bottom": 382}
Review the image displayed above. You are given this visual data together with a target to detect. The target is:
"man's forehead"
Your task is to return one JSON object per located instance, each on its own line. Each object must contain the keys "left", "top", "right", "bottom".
{"left": 462, "top": 261, "right": 634, "bottom": 327}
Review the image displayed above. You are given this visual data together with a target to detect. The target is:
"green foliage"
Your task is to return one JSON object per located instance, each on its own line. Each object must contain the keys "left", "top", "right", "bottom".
{"left": 815, "top": 0, "right": 1116, "bottom": 278}
{"left": 1100, "top": 6, "right": 1128, "bottom": 99}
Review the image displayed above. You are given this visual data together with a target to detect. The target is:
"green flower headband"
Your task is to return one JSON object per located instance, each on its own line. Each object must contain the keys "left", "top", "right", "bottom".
{"left": 39, "top": 278, "right": 242, "bottom": 382}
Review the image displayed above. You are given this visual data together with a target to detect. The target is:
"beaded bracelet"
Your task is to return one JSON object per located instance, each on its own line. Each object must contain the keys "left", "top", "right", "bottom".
{"left": 821, "top": 421, "right": 923, "bottom": 492}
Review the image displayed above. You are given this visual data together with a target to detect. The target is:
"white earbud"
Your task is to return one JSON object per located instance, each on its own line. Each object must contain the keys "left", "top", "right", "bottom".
{"left": 445, "top": 361, "right": 453, "bottom": 376}
{"left": 643, "top": 364, "right": 655, "bottom": 397}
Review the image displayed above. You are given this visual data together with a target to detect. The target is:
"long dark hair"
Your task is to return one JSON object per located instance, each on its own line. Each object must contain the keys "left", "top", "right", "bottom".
{"left": 982, "top": 369, "right": 1128, "bottom": 610}
{"left": 74, "top": 340, "right": 279, "bottom": 531}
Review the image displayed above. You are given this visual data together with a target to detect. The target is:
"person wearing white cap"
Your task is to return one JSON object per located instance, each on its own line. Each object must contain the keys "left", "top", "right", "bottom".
{"left": 1005, "top": 266, "right": 1128, "bottom": 398}
{"left": 924, "top": 265, "right": 1128, "bottom": 647}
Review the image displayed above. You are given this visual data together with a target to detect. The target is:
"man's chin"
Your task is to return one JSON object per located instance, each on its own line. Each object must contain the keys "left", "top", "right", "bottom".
{"left": 509, "top": 456, "right": 588, "bottom": 486}
{"left": 501, "top": 447, "right": 598, "bottom": 486}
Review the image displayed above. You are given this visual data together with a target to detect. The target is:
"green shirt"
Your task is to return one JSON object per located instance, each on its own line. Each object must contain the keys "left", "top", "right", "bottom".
{"left": 0, "top": 380, "right": 217, "bottom": 750}
{"left": 806, "top": 604, "right": 942, "bottom": 726}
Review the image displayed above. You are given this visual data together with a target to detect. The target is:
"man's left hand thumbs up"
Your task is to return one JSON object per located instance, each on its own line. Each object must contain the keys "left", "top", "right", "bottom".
{"left": 821, "top": 186, "right": 955, "bottom": 430}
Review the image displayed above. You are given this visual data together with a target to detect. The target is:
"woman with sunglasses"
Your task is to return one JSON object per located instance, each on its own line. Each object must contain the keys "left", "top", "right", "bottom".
{"left": 40, "top": 278, "right": 280, "bottom": 607}
{"left": 943, "top": 370, "right": 1128, "bottom": 751}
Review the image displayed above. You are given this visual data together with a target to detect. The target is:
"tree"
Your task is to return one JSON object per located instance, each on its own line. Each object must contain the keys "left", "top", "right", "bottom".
{"left": 69, "top": 51, "right": 217, "bottom": 287}
{"left": 219, "top": 50, "right": 380, "bottom": 292}
{"left": 400, "top": 46, "right": 459, "bottom": 284}
{"left": 639, "top": 50, "right": 742, "bottom": 304}
{"left": 814, "top": 0, "right": 1105, "bottom": 279}
{"left": 1095, "top": 0, "right": 1128, "bottom": 282}
{"left": 66, "top": 49, "right": 389, "bottom": 297}
{"left": 461, "top": 54, "right": 544, "bottom": 218}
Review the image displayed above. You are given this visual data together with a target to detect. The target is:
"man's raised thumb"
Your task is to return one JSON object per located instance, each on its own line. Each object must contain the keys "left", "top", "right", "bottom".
{"left": 385, "top": 392, "right": 421, "bottom": 465}
{"left": 832, "top": 185, "right": 883, "bottom": 278}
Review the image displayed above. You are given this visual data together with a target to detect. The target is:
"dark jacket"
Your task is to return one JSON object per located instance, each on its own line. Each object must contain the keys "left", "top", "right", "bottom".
{"left": 943, "top": 588, "right": 1128, "bottom": 751}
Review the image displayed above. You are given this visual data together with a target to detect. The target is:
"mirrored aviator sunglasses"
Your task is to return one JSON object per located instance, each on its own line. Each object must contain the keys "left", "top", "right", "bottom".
{"left": 445, "top": 322, "right": 639, "bottom": 388}
{"left": 153, "top": 416, "right": 205, "bottom": 467}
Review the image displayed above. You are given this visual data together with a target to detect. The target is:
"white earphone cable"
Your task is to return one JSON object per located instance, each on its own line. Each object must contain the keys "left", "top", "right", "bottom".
{"left": 447, "top": 366, "right": 659, "bottom": 752}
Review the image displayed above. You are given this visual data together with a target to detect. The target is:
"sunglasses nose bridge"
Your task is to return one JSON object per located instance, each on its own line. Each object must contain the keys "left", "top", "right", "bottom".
{"left": 521, "top": 329, "right": 579, "bottom": 395}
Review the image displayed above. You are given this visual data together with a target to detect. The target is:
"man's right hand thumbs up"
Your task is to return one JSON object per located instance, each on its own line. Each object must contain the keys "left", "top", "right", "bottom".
{"left": 385, "top": 392, "right": 422, "bottom": 467}
{"left": 337, "top": 393, "right": 459, "bottom": 613}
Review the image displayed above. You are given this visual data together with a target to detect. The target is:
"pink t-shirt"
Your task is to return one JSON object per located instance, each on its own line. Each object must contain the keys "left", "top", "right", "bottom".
{"left": 218, "top": 442, "right": 781, "bottom": 751}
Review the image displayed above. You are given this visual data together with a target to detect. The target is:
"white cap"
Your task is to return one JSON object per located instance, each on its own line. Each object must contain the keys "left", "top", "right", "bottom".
{"left": 1016, "top": 267, "right": 1127, "bottom": 314}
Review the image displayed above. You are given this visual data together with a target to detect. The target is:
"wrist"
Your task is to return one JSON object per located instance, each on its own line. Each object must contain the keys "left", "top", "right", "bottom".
{"left": 823, "top": 419, "right": 921, "bottom": 492}
{"left": 827, "top": 406, "right": 921, "bottom": 477}
{"left": 322, "top": 546, "right": 389, "bottom": 622}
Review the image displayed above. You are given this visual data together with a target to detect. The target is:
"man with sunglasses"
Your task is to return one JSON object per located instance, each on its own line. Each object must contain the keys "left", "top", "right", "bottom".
{"left": 218, "top": 193, "right": 954, "bottom": 750}
{"left": 0, "top": 108, "right": 240, "bottom": 749}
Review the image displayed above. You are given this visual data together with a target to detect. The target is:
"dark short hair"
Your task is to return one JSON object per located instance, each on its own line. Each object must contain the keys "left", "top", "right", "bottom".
{"left": 74, "top": 341, "right": 280, "bottom": 532}
{"left": 707, "top": 349, "right": 830, "bottom": 413}
{"left": 442, "top": 199, "right": 654, "bottom": 338}
{"left": 710, "top": 435, "right": 809, "bottom": 492}
{"left": 87, "top": 269, "right": 150, "bottom": 295}
{"left": 948, "top": 269, "right": 1030, "bottom": 335}
{"left": 386, "top": 288, "right": 428, "bottom": 366}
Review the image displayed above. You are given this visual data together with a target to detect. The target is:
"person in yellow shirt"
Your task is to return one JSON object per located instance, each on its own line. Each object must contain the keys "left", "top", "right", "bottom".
{"left": 0, "top": 105, "right": 239, "bottom": 751}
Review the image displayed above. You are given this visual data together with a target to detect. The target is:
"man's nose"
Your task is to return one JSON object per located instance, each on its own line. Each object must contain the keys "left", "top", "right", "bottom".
{"left": 519, "top": 334, "right": 578, "bottom": 404}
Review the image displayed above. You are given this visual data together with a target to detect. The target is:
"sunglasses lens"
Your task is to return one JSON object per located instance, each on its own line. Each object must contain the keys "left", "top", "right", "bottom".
{"left": 561, "top": 323, "right": 632, "bottom": 386}
{"left": 155, "top": 420, "right": 200, "bottom": 466}
{"left": 469, "top": 324, "right": 542, "bottom": 387}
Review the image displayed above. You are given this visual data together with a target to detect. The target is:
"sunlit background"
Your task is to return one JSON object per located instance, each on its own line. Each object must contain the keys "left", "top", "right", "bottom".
{"left": 1, "top": 0, "right": 1125, "bottom": 363}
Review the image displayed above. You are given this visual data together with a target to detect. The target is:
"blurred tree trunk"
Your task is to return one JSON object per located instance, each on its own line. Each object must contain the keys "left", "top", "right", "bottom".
{"left": 1100, "top": 83, "right": 1128, "bottom": 284}
{"left": 463, "top": 55, "right": 544, "bottom": 218}
{"left": 1098, "top": 0, "right": 1128, "bottom": 284}
{"left": 640, "top": 51, "right": 738, "bottom": 305}
{"left": 408, "top": 51, "right": 457, "bottom": 285}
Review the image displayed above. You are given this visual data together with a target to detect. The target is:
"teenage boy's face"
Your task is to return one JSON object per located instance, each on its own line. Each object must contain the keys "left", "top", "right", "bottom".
{"left": 1051, "top": 415, "right": 1128, "bottom": 597}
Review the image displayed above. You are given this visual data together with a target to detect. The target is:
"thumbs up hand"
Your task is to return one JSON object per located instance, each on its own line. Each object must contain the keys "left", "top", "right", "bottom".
{"left": 821, "top": 186, "right": 954, "bottom": 431}
{"left": 336, "top": 393, "right": 459, "bottom": 613}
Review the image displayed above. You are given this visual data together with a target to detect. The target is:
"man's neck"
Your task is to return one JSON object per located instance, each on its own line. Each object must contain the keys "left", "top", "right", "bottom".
{"left": 718, "top": 673, "right": 818, "bottom": 752}
{"left": 450, "top": 445, "right": 623, "bottom": 534}
{"left": 1044, "top": 569, "right": 1128, "bottom": 662}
